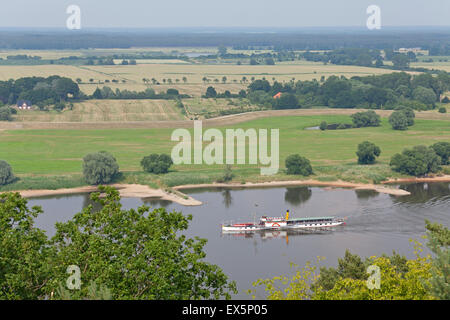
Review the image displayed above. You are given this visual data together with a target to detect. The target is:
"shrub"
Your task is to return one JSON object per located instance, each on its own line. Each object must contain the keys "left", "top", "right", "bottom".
{"left": 141, "top": 154, "right": 173, "bottom": 174}
{"left": 438, "top": 107, "right": 447, "bottom": 113}
{"left": 319, "top": 121, "right": 327, "bottom": 131}
{"left": 82, "top": 151, "right": 120, "bottom": 185}
{"left": 0, "top": 107, "right": 12, "bottom": 121}
{"left": 356, "top": 141, "right": 381, "bottom": 164}
{"left": 0, "top": 160, "right": 16, "bottom": 186}
{"left": 337, "top": 123, "right": 347, "bottom": 130}
{"left": 285, "top": 154, "right": 313, "bottom": 176}
{"left": 390, "top": 145, "right": 441, "bottom": 176}
{"left": 166, "top": 88, "right": 179, "bottom": 96}
{"left": 217, "top": 165, "right": 234, "bottom": 183}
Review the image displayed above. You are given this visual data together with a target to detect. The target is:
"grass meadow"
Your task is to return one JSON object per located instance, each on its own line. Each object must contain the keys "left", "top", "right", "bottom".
{"left": 1, "top": 115, "right": 449, "bottom": 190}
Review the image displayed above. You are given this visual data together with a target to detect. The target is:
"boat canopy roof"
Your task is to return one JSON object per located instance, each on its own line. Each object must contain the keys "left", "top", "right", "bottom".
{"left": 288, "top": 216, "right": 334, "bottom": 222}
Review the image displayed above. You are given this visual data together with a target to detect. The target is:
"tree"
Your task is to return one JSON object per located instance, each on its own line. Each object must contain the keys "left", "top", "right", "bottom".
{"left": 413, "top": 86, "right": 437, "bottom": 106}
{"left": 0, "top": 188, "right": 237, "bottom": 300}
{"left": 50, "top": 187, "right": 237, "bottom": 299}
{"left": 272, "top": 93, "right": 300, "bottom": 110}
{"left": 356, "top": 141, "right": 381, "bottom": 164}
{"left": 389, "top": 111, "right": 409, "bottom": 130}
{"left": 394, "top": 106, "right": 415, "bottom": 126}
{"left": 92, "top": 88, "right": 103, "bottom": 99}
{"left": 0, "top": 160, "right": 16, "bottom": 186}
{"left": 390, "top": 145, "right": 441, "bottom": 176}
{"left": 423, "top": 220, "right": 450, "bottom": 300}
{"left": 319, "top": 121, "right": 327, "bottom": 131}
{"left": 221, "top": 76, "right": 227, "bottom": 84}
{"left": 82, "top": 151, "right": 120, "bottom": 185}
{"left": 141, "top": 154, "right": 173, "bottom": 174}
{"left": 351, "top": 110, "right": 381, "bottom": 128}
{"left": 217, "top": 45, "right": 227, "bottom": 57}
{"left": 392, "top": 54, "right": 410, "bottom": 69}
{"left": 431, "top": 142, "right": 450, "bottom": 165}
{"left": 205, "top": 86, "right": 217, "bottom": 98}
{"left": 285, "top": 154, "right": 313, "bottom": 176}
{"left": 0, "top": 192, "right": 51, "bottom": 299}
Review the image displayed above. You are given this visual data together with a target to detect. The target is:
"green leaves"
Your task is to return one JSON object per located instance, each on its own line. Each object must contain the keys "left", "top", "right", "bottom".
{"left": 0, "top": 187, "right": 236, "bottom": 300}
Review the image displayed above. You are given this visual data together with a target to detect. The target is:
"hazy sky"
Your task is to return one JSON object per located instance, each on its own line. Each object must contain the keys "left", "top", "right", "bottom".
{"left": 0, "top": 0, "right": 449, "bottom": 28}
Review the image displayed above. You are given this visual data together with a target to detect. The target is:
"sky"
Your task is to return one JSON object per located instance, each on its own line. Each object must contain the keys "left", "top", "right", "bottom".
{"left": 0, "top": 0, "right": 449, "bottom": 29}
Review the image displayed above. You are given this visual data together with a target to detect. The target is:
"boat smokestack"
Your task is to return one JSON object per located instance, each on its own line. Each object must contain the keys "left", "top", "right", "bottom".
{"left": 286, "top": 210, "right": 289, "bottom": 220}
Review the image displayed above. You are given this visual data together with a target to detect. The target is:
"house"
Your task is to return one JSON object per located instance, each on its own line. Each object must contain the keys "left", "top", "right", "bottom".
{"left": 273, "top": 92, "right": 282, "bottom": 99}
{"left": 16, "top": 100, "right": 32, "bottom": 110}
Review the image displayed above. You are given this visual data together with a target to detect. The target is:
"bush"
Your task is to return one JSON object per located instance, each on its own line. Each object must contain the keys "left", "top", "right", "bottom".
{"left": 319, "top": 121, "right": 327, "bottom": 131}
{"left": 285, "top": 154, "right": 313, "bottom": 176}
{"left": 82, "top": 151, "right": 120, "bottom": 185}
{"left": 438, "top": 107, "right": 447, "bottom": 113}
{"left": 217, "top": 165, "right": 234, "bottom": 183}
{"left": 430, "top": 142, "right": 450, "bottom": 165}
{"left": 389, "top": 111, "right": 409, "bottom": 130}
{"left": 0, "top": 107, "right": 12, "bottom": 121}
{"left": 351, "top": 110, "right": 381, "bottom": 128}
{"left": 356, "top": 141, "right": 381, "bottom": 164}
{"left": 141, "top": 154, "right": 173, "bottom": 174}
{"left": 166, "top": 88, "right": 179, "bottom": 96}
{"left": 390, "top": 145, "right": 441, "bottom": 176}
{"left": 337, "top": 123, "right": 347, "bottom": 130}
{"left": 0, "top": 160, "right": 16, "bottom": 186}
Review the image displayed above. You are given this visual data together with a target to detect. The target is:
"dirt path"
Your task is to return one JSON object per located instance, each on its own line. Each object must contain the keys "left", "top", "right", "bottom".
{"left": 1, "top": 108, "right": 448, "bottom": 130}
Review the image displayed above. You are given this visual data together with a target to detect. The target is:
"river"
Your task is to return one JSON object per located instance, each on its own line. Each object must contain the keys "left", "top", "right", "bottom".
{"left": 29, "top": 182, "right": 450, "bottom": 299}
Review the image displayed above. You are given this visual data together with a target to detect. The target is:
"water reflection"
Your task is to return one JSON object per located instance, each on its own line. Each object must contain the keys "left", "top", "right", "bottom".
{"left": 284, "top": 187, "right": 312, "bottom": 205}
{"left": 393, "top": 182, "right": 450, "bottom": 204}
{"left": 28, "top": 182, "right": 450, "bottom": 299}
{"left": 355, "top": 189, "right": 379, "bottom": 200}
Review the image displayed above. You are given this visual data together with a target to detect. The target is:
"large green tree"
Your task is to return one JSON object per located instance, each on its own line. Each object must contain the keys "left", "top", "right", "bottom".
{"left": 0, "top": 187, "right": 237, "bottom": 300}
{"left": 82, "top": 151, "right": 120, "bottom": 185}
{"left": 356, "top": 141, "right": 381, "bottom": 165}
{"left": 49, "top": 187, "right": 236, "bottom": 299}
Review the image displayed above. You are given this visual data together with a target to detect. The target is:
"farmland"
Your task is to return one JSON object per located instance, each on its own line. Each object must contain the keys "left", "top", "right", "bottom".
{"left": 13, "top": 99, "right": 185, "bottom": 122}
{"left": 0, "top": 59, "right": 396, "bottom": 97}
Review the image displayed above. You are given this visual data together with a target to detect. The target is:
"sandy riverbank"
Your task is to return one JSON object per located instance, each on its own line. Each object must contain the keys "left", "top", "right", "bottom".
{"left": 12, "top": 184, "right": 202, "bottom": 206}
{"left": 8, "top": 175, "right": 450, "bottom": 206}
{"left": 173, "top": 179, "right": 412, "bottom": 196}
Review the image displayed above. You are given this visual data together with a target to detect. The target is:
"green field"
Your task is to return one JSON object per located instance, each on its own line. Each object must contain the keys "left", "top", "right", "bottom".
{"left": 1, "top": 114, "right": 449, "bottom": 190}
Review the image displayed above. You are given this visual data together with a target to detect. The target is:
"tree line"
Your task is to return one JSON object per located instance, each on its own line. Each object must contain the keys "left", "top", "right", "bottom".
{"left": 245, "top": 71, "right": 450, "bottom": 110}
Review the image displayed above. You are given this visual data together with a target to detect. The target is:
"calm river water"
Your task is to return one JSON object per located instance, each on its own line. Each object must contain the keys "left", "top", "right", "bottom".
{"left": 30, "top": 182, "right": 450, "bottom": 298}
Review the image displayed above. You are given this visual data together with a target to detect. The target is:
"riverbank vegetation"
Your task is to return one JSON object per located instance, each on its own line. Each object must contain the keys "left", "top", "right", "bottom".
{"left": 0, "top": 115, "right": 449, "bottom": 191}
{"left": 0, "top": 186, "right": 237, "bottom": 299}
{"left": 248, "top": 221, "right": 449, "bottom": 300}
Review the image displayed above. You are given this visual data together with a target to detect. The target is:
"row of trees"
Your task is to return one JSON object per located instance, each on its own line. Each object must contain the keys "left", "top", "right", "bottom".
{"left": 0, "top": 76, "right": 80, "bottom": 108}
{"left": 283, "top": 141, "right": 450, "bottom": 179}
{"left": 246, "top": 71, "right": 450, "bottom": 110}
{"left": 82, "top": 151, "right": 174, "bottom": 185}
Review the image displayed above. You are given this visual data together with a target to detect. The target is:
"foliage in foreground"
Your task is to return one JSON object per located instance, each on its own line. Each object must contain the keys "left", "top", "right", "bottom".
{"left": 0, "top": 187, "right": 236, "bottom": 300}
{"left": 249, "top": 221, "right": 449, "bottom": 300}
